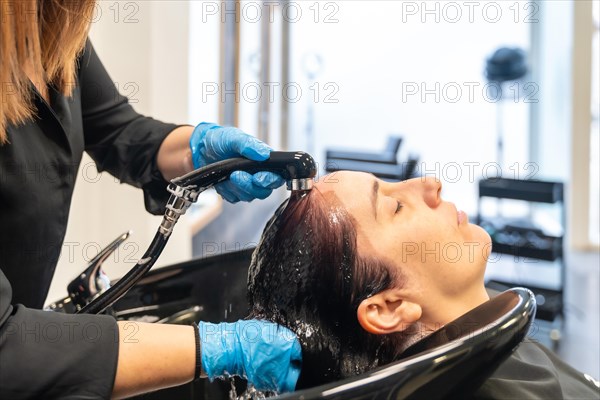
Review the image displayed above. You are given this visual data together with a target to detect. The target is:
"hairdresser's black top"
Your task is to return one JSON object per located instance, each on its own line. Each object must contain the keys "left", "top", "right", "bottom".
{"left": 0, "top": 40, "right": 176, "bottom": 399}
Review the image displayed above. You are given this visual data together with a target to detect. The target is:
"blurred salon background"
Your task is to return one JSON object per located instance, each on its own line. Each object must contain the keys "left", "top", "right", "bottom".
{"left": 46, "top": 0, "right": 598, "bottom": 378}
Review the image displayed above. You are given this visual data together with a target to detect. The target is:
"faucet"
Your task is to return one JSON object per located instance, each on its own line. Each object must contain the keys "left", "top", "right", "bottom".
{"left": 67, "top": 231, "right": 131, "bottom": 311}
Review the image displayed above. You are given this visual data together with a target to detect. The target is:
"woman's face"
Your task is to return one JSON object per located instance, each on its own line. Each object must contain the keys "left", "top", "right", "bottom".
{"left": 315, "top": 171, "right": 491, "bottom": 324}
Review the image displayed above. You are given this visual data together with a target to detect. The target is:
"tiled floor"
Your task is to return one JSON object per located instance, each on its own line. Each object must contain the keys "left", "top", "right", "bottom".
{"left": 194, "top": 194, "right": 600, "bottom": 380}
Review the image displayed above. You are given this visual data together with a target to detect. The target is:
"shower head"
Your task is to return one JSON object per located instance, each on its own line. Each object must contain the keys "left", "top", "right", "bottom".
{"left": 159, "top": 151, "right": 317, "bottom": 237}
{"left": 171, "top": 151, "right": 317, "bottom": 191}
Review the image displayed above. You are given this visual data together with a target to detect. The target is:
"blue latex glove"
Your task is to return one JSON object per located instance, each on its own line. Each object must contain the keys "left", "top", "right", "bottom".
{"left": 198, "top": 320, "right": 302, "bottom": 393}
{"left": 189, "top": 122, "right": 286, "bottom": 203}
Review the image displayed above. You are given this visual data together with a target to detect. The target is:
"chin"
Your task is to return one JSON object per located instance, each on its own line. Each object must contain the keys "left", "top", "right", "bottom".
{"left": 469, "top": 222, "right": 490, "bottom": 238}
{"left": 468, "top": 223, "right": 492, "bottom": 257}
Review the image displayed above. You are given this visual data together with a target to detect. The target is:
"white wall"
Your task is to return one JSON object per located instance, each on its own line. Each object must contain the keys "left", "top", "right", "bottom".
{"left": 569, "top": 0, "right": 595, "bottom": 249}
{"left": 46, "top": 1, "right": 193, "bottom": 305}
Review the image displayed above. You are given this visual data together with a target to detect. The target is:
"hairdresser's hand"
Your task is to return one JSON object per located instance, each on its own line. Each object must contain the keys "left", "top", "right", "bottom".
{"left": 189, "top": 123, "right": 285, "bottom": 202}
{"left": 198, "top": 320, "right": 302, "bottom": 393}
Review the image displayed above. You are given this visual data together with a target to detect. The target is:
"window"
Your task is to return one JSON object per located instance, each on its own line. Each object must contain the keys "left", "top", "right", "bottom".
{"left": 286, "top": 1, "right": 532, "bottom": 215}
{"left": 590, "top": 1, "right": 599, "bottom": 245}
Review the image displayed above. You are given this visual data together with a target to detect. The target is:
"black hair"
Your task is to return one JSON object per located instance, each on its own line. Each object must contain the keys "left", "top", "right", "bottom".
{"left": 248, "top": 189, "right": 406, "bottom": 389}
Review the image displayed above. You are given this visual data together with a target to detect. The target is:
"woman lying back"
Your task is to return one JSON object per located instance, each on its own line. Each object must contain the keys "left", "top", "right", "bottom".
{"left": 247, "top": 172, "right": 599, "bottom": 398}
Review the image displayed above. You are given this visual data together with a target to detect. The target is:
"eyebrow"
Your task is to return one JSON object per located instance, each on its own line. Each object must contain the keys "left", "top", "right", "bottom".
{"left": 371, "top": 180, "right": 379, "bottom": 220}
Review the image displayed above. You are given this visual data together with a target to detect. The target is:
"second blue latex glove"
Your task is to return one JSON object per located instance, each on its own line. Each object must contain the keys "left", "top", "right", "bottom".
{"left": 189, "top": 123, "right": 285, "bottom": 203}
{"left": 198, "top": 320, "right": 302, "bottom": 393}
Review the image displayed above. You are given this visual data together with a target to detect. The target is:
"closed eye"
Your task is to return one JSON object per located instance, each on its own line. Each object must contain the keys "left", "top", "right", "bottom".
{"left": 395, "top": 201, "right": 403, "bottom": 214}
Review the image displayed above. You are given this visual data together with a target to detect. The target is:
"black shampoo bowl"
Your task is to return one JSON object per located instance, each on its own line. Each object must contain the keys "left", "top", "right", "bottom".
{"left": 99, "top": 249, "right": 535, "bottom": 399}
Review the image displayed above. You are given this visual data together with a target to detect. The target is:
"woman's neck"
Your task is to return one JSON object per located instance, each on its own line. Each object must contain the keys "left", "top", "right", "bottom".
{"left": 421, "top": 284, "right": 491, "bottom": 329}
{"left": 396, "top": 284, "right": 491, "bottom": 354}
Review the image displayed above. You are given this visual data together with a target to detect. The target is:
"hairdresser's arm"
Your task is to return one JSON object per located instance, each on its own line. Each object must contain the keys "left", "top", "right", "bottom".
{"left": 112, "top": 322, "right": 195, "bottom": 399}
{"left": 0, "top": 268, "right": 119, "bottom": 399}
{"left": 156, "top": 126, "right": 195, "bottom": 181}
{"left": 112, "top": 320, "right": 303, "bottom": 398}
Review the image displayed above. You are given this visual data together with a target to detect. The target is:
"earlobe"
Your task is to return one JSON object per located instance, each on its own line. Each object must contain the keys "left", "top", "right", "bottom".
{"left": 357, "top": 291, "right": 422, "bottom": 335}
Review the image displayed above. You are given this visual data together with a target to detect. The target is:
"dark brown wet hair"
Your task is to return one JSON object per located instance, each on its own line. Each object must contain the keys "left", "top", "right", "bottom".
{"left": 248, "top": 189, "right": 407, "bottom": 389}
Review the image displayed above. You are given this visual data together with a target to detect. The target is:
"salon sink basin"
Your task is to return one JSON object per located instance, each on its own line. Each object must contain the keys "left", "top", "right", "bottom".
{"left": 111, "top": 249, "right": 252, "bottom": 325}
{"left": 51, "top": 249, "right": 535, "bottom": 399}
{"left": 112, "top": 250, "right": 255, "bottom": 399}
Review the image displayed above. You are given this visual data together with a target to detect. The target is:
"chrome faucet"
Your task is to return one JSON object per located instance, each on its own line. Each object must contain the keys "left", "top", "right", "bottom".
{"left": 66, "top": 231, "right": 131, "bottom": 311}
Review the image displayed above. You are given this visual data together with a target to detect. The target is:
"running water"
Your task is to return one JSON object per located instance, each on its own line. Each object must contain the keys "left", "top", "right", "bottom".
{"left": 228, "top": 378, "right": 276, "bottom": 400}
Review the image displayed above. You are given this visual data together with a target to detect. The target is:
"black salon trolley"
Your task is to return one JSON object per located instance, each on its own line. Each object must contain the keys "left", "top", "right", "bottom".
{"left": 476, "top": 177, "right": 565, "bottom": 348}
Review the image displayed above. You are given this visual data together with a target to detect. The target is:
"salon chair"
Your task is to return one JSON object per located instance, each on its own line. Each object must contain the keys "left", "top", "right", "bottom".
{"left": 326, "top": 136, "right": 403, "bottom": 164}
{"left": 325, "top": 155, "right": 419, "bottom": 181}
{"left": 49, "top": 248, "right": 536, "bottom": 399}
{"left": 324, "top": 135, "right": 421, "bottom": 181}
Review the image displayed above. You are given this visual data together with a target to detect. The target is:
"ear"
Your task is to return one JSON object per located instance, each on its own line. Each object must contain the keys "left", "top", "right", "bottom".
{"left": 356, "top": 289, "right": 422, "bottom": 334}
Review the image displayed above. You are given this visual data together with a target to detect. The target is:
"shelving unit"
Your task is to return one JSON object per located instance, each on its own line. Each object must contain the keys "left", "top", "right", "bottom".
{"left": 477, "top": 177, "right": 565, "bottom": 344}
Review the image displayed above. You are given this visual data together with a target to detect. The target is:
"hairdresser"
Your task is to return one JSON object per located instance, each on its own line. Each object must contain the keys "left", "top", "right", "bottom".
{"left": 0, "top": 2, "right": 300, "bottom": 398}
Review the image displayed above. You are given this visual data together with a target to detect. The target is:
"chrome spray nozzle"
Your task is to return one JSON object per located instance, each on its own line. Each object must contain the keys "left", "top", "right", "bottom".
{"left": 171, "top": 151, "right": 317, "bottom": 191}
{"left": 287, "top": 178, "right": 314, "bottom": 191}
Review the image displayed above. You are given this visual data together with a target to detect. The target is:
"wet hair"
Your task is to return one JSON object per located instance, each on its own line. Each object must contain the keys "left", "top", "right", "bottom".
{"left": 248, "top": 189, "right": 407, "bottom": 389}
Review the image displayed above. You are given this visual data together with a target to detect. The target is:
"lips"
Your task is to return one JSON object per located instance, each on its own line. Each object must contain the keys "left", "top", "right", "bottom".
{"left": 448, "top": 202, "right": 467, "bottom": 225}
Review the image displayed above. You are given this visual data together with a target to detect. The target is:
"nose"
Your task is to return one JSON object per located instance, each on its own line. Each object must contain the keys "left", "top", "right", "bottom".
{"left": 421, "top": 177, "right": 442, "bottom": 208}
{"left": 396, "top": 177, "right": 441, "bottom": 208}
